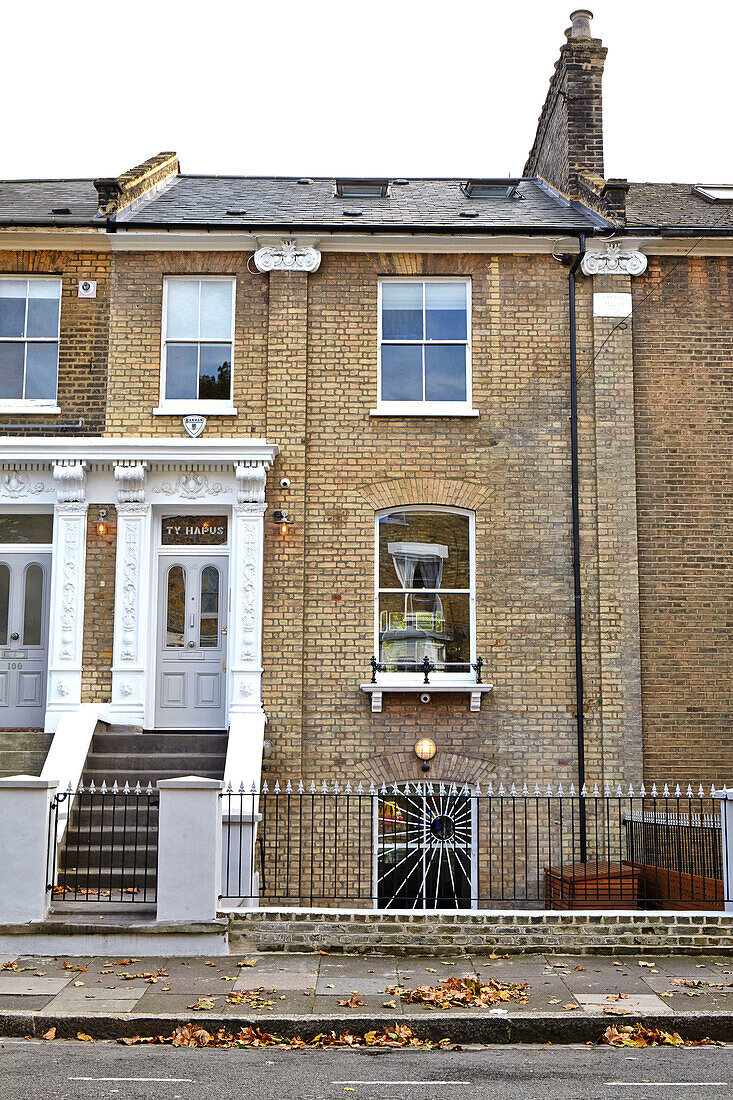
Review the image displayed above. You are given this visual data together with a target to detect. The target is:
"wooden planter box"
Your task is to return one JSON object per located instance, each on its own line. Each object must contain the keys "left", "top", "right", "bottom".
{"left": 634, "top": 864, "right": 724, "bottom": 911}
{"left": 544, "top": 861, "right": 639, "bottom": 910}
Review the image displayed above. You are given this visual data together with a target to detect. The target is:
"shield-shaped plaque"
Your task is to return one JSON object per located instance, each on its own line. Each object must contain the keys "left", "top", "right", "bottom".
{"left": 182, "top": 414, "right": 207, "bottom": 439}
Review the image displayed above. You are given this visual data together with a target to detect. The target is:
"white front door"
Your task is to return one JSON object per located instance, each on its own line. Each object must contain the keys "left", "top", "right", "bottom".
{"left": 0, "top": 552, "right": 51, "bottom": 728}
{"left": 155, "top": 554, "right": 228, "bottom": 729}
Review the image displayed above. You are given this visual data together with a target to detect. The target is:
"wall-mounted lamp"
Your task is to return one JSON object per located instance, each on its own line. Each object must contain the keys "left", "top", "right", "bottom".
{"left": 415, "top": 737, "right": 437, "bottom": 773}
{"left": 273, "top": 509, "right": 290, "bottom": 536}
{"left": 96, "top": 508, "right": 108, "bottom": 537}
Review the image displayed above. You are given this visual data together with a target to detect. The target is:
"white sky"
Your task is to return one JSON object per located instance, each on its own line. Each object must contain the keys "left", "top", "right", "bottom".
{"left": 3, "top": 0, "right": 731, "bottom": 184}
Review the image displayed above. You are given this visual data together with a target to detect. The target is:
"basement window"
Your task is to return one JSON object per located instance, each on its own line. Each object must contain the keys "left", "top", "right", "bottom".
{"left": 693, "top": 185, "right": 733, "bottom": 203}
{"left": 462, "top": 178, "right": 520, "bottom": 199}
{"left": 335, "top": 178, "right": 390, "bottom": 198}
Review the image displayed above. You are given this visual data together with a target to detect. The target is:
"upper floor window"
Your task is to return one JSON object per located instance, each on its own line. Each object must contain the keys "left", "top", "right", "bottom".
{"left": 375, "top": 279, "right": 475, "bottom": 416}
{"left": 376, "top": 507, "right": 474, "bottom": 675}
{"left": 160, "top": 277, "right": 235, "bottom": 409}
{"left": 0, "top": 277, "right": 61, "bottom": 405}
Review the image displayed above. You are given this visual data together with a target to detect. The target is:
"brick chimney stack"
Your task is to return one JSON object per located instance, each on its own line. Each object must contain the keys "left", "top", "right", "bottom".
{"left": 524, "top": 11, "right": 607, "bottom": 199}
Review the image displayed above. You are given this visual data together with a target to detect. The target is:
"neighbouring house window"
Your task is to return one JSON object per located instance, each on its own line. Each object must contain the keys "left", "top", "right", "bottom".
{"left": 162, "top": 277, "right": 235, "bottom": 404}
{"left": 0, "top": 277, "right": 61, "bottom": 402}
{"left": 376, "top": 507, "right": 474, "bottom": 673}
{"left": 378, "top": 279, "right": 471, "bottom": 412}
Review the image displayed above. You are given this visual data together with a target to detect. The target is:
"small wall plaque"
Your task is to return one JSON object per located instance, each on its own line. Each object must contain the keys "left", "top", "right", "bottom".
{"left": 182, "top": 414, "right": 207, "bottom": 438}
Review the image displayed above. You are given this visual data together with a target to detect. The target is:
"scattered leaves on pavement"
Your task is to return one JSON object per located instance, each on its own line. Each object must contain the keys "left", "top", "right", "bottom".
{"left": 117, "top": 968, "right": 168, "bottom": 984}
{"left": 113, "top": 958, "right": 140, "bottom": 966}
{"left": 76, "top": 1032, "right": 94, "bottom": 1042}
{"left": 42, "top": 1028, "right": 56, "bottom": 1041}
{"left": 600, "top": 1024, "right": 723, "bottom": 1048}
{"left": 663, "top": 978, "right": 733, "bottom": 997}
{"left": 338, "top": 992, "right": 365, "bottom": 1008}
{"left": 386, "top": 976, "right": 529, "bottom": 1011}
{"left": 116, "top": 1023, "right": 452, "bottom": 1049}
{"left": 188, "top": 996, "right": 216, "bottom": 1010}
{"left": 62, "top": 963, "right": 88, "bottom": 972}
{"left": 238, "top": 960, "right": 257, "bottom": 967}
{"left": 226, "top": 988, "right": 277, "bottom": 1009}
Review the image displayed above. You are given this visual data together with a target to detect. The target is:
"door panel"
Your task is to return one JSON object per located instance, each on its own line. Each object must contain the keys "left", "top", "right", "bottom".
{"left": 155, "top": 553, "right": 228, "bottom": 728}
{"left": 0, "top": 552, "right": 51, "bottom": 727}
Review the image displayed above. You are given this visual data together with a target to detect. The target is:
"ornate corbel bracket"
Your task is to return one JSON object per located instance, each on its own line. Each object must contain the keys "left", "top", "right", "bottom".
{"left": 53, "top": 461, "right": 87, "bottom": 503}
{"left": 253, "top": 239, "right": 321, "bottom": 273}
{"left": 235, "top": 462, "right": 269, "bottom": 504}
{"left": 581, "top": 244, "right": 648, "bottom": 277}
{"left": 114, "top": 462, "right": 147, "bottom": 504}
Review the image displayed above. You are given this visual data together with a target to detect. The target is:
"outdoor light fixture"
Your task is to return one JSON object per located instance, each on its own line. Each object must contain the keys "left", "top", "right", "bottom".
{"left": 96, "top": 508, "right": 108, "bottom": 537}
{"left": 415, "top": 737, "right": 437, "bottom": 772}
{"left": 273, "top": 509, "right": 290, "bottom": 536}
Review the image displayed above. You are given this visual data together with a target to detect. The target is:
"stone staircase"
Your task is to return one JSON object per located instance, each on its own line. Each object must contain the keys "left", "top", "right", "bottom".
{"left": 55, "top": 727, "right": 227, "bottom": 902}
{"left": 0, "top": 729, "right": 53, "bottom": 778}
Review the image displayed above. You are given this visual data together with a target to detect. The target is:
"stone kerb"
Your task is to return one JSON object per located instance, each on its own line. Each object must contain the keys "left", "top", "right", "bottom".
{"left": 0, "top": 776, "right": 58, "bottom": 923}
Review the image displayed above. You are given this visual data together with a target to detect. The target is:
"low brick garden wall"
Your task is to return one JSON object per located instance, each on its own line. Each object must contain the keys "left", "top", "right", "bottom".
{"left": 227, "top": 909, "right": 733, "bottom": 955}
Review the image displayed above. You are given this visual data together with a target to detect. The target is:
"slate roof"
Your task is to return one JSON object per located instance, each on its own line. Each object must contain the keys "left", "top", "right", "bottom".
{"left": 0, "top": 176, "right": 604, "bottom": 231}
{"left": 626, "top": 183, "right": 733, "bottom": 230}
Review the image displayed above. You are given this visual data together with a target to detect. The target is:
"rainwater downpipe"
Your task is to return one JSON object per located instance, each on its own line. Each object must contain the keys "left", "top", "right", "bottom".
{"left": 569, "top": 232, "right": 587, "bottom": 862}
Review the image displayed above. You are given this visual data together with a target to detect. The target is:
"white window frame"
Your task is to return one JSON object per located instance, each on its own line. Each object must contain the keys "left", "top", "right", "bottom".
{"left": 0, "top": 276, "right": 62, "bottom": 414}
{"left": 372, "top": 277, "right": 478, "bottom": 417}
{"left": 373, "top": 505, "right": 477, "bottom": 684}
{"left": 155, "top": 276, "right": 237, "bottom": 415}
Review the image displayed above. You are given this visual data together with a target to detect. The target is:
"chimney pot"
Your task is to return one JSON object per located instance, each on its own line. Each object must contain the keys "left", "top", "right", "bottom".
{"left": 570, "top": 9, "right": 593, "bottom": 37}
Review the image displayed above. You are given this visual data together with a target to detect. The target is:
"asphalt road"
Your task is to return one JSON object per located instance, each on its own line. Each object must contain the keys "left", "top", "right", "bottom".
{"left": 1, "top": 1040, "right": 732, "bottom": 1100}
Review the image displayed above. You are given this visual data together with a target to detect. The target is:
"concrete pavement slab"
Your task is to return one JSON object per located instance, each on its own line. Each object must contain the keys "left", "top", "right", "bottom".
{"left": 0, "top": 995, "right": 55, "bottom": 1011}
{"left": 234, "top": 968, "right": 317, "bottom": 991}
{"left": 0, "top": 975, "right": 70, "bottom": 995}
{"left": 575, "top": 992, "right": 673, "bottom": 1016}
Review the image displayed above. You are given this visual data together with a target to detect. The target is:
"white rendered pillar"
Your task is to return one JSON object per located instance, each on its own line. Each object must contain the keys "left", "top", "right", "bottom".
{"left": 46, "top": 463, "right": 88, "bottom": 732}
{"left": 110, "top": 463, "right": 151, "bottom": 725}
{"left": 714, "top": 789, "right": 733, "bottom": 914}
{"left": 156, "top": 777, "right": 223, "bottom": 923}
{"left": 0, "top": 776, "right": 58, "bottom": 922}
{"left": 229, "top": 463, "right": 268, "bottom": 717}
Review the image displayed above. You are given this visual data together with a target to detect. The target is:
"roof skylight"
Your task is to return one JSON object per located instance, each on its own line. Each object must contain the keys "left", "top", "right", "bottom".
{"left": 335, "top": 178, "right": 390, "bottom": 198}
{"left": 693, "top": 185, "right": 733, "bottom": 203}
{"left": 463, "top": 178, "right": 520, "bottom": 199}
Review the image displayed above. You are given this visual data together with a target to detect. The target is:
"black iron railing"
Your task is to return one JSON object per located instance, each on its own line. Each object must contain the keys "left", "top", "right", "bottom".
{"left": 370, "top": 655, "right": 484, "bottom": 684}
{"left": 220, "top": 781, "right": 727, "bottom": 911}
{"left": 48, "top": 781, "right": 159, "bottom": 904}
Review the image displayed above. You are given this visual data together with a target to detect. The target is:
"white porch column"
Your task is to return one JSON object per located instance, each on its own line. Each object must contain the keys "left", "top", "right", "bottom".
{"left": 109, "top": 464, "right": 151, "bottom": 725}
{"left": 46, "top": 463, "right": 88, "bottom": 732}
{"left": 229, "top": 463, "right": 268, "bottom": 717}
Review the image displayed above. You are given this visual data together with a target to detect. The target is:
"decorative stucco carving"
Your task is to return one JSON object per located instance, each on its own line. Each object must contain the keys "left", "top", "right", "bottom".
{"left": 58, "top": 520, "right": 81, "bottom": 660}
{"left": 237, "top": 522, "right": 259, "bottom": 663}
{"left": 56, "top": 680, "right": 71, "bottom": 697}
{"left": 53, "top": 462, "right": 87, "bottom": 503}
{"left": 119, "top": 680, "right": 134, "bottom": 697}
{"left": 153, "top": 473, "right": 224, "bottom": 498}
{"left": 114, "top": 462, "right": 147, "bottom": 504}
{"left": 235, "top": 463, "right": 267, "bottom": 504}
{"left": 253, "top": 239, "right": 321, "bottom": 274}
{"left": 0, "top": 472, "right": 44, "bottom": 498}
{"left": 580, "top": 245, "right": 648, "bottom": 277}
{"left": 239, "top": 681, "right": 255, "bottom": 698}
{"left": 120, "top": 522, "right": 140, "bottom": 661}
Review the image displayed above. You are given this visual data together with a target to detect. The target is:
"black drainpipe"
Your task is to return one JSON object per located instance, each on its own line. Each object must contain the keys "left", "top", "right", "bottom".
{"left": 568, "top": 232, "right": 587, "bottom": 861}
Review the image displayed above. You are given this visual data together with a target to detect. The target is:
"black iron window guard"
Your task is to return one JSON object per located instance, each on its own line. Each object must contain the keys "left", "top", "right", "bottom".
{"left": 370, "top": 654, "right": 484, "bottom": 685}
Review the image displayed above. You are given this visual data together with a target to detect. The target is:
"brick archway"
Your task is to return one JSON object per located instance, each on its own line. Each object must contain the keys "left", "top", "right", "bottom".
{"left": 355, "top": 476, "right": 489, "bottom": 513}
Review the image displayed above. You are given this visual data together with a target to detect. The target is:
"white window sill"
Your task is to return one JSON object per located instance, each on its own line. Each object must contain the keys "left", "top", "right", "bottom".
{"left": 153, "top": 402, "right": 238, "bottom": 416}
{"left": 370, "top": 403, "right": 479, "bottom": 417}
{"left": 360, "top": 680, "right": 493, "bottom": 713}
{"left": 0, "top": 403, "right": 61, "bottom": 415}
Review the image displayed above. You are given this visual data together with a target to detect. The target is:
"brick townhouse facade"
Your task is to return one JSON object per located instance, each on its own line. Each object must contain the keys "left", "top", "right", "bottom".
{"left": 0, "top": 3, "right": 731, "bottom": 885}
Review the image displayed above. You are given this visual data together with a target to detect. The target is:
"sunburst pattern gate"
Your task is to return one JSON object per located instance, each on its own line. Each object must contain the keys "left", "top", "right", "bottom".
{"left": 375, "top": 787, "right": 476, "bottom": 908}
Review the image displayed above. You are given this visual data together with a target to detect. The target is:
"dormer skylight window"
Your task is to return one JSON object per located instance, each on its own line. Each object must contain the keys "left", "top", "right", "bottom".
{"left": 693, "top": 184, "right": 733, "bottom": 203}
{"left": 335, "top": 178, "right": 390, "bottom": 199}
{"left": 462, "top": 178, "right": 520, "bottom": 199}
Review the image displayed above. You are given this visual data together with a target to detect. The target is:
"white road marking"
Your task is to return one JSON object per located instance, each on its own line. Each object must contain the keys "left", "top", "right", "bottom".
{"left": 333, "top": 1083, "right": 470, "bottom": 1087}
{"left": 69, "top": 1078, "right": 194, "bottom": 1083}
{"left": 604, "top": 1084, "right": 728, "bottom": 1088}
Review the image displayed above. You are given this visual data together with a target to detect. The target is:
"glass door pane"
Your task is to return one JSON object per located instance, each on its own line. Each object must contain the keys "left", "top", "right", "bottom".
{"left": 0, "top": 563, "right": 9, "bottom": 645}
{"left": 22, "top": 563, "right": 43, "bottom": 646}
{"left": 166, "top": 565, "right": 186, "bottom": 647}
{"left": 199, "top": 565, "right": 219, "bottom": 648}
